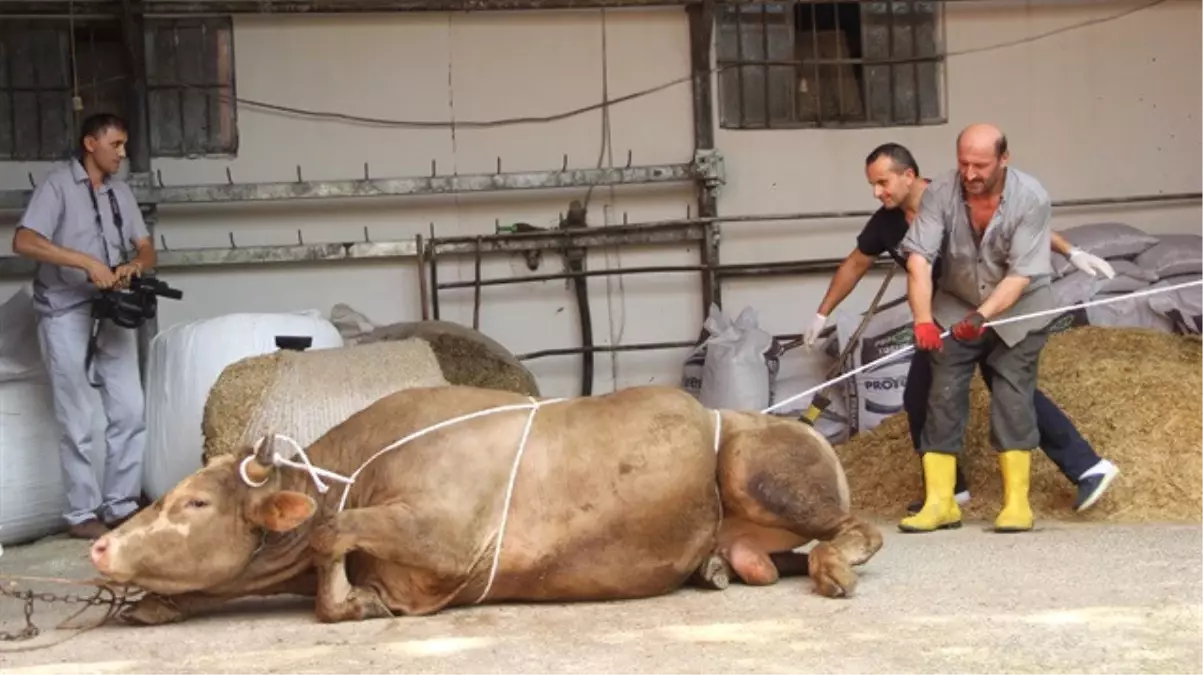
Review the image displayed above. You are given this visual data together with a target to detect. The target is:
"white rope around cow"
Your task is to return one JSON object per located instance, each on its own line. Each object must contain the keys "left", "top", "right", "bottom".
{"left": 238, "top": 396, "right": 571, "bottom": 603}
{"left": 761, "top": 278, "right": 1203, "bottom": 416}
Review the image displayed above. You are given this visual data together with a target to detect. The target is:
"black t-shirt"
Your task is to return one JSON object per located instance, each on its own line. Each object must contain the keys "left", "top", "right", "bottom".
{"left": 855, "top": 206, "right": 943, "bottom": 284}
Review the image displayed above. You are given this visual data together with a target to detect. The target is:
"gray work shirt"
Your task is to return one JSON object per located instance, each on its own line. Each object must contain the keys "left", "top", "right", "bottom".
{"left": 900, "top": 167, "right": 1056, "bottom": 347}
{"left": 17, "top": 159, "right": 150, "bottom": 317}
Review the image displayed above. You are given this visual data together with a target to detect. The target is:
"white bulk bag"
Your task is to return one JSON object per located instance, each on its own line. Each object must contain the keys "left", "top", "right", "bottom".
{"left": 141, "top": 311, "right": 344, "bottom": 501}
{"left": 0, "top": 286, "right": 107, "bottom": 546}
{"left": 698, "top": 304, "right": 774, "bottom": 411}
{"left": 835, "top": 295, "right": 916, "bottom": 435}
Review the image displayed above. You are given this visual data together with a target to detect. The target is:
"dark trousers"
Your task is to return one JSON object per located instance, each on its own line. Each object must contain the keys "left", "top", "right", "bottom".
{"left": 902, "top": 331, "right": 1101, "bottom": 485}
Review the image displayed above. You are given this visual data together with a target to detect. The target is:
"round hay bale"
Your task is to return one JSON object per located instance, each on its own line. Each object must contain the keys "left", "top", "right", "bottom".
{"left": 358, "top": 319, "right": 540, "bottom": 397}
{"left": 835, "top": 326, "right": 1202, "bottom": 523}
{"left": 201, "top": 338, "right": 449, "bottom": 464}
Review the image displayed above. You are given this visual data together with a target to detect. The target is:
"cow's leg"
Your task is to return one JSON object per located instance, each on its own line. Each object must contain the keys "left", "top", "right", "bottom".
{"left": 716, "top": 425, "right": 890, "bottom": 594}
{"left": 804, "top": 516, "right": 882, "bottom": 598}
{"left": 711, "top": 517, "right": 811, "bottom": 587}
{"left": 689, "top": 552, "right": 733, "bottom": 590}
{"left": 310, "top": 505, "right": 475, "bottom": 617}
{"left": 121, "top": 572, "right": 318, "bottom": 625}
{"left": 769, "top": 551, "right": 811, "bottom": 577}
{"left": 121, "top": 592, "right": 229, "bottom": 626}
{"left": 313, "top": 554, "right": 393, "bottom": 623}
{"left": 724, "top": 464, "right": 883, "bottom": 598}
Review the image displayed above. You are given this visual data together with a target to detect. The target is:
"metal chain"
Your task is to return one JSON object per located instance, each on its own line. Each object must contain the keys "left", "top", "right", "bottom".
{"left": 0, "top": 578, "right": 144, "bottom": 643}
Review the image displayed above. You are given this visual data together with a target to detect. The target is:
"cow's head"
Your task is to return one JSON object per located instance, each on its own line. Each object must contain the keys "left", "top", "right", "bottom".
{"left": 90, "top": 435, "right": 318, "bottom": 596}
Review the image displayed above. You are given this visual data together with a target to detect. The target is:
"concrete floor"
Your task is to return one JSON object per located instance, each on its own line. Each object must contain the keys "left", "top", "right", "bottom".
{"left": 0, "top": 519, "right": 1200, "bottom": 674}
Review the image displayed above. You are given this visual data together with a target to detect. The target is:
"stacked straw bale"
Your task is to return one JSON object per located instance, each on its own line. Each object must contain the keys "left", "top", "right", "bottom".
{"left": 835, "top": 326, "right": 1202, "bottom": 523}
{"left": 202, "top": 338, "right": 450, "bottom": 463}
{"left": 202, "top": 320, "right": 541, "bottom": 463}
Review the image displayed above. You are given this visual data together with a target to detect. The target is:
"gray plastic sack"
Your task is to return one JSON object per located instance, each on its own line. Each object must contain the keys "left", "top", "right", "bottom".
{"left": 1051, "top": 221, "right": 1161, "bottom": 277}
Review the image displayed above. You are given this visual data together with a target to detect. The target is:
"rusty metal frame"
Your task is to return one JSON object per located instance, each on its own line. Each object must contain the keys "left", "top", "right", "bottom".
{"left": 418, "top": 189, "right": 1201, "bottom": 360}
{"left": 1, "top": 191, "right": 1195, "bottom": 279}
{"left": 0, "top": 160, "right": 709, "bottom": 210}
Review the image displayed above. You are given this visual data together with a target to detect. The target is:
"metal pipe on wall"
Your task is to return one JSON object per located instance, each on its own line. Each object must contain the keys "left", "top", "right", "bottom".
{"left": 0, "top": 162, "right": 702, "bottom": 210}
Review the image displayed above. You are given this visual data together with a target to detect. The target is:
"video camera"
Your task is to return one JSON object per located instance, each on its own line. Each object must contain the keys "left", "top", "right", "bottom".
{"left": 92, "top": 269, "right": 184, "bottom": 329}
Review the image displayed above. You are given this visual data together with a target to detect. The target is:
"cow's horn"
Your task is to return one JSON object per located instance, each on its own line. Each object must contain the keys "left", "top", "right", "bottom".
{"left": 243, "top": 433, "right": 277, "bottom": 484}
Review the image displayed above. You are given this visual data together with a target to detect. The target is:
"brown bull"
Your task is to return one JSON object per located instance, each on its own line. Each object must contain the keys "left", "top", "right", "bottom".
{"left": 91, "top": 385, "right": 882, "bottom": 625}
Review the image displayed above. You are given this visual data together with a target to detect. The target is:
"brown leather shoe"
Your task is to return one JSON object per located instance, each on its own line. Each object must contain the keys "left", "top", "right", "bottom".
{"left": 67, "top": 519, "right": 110, "bottom": 540}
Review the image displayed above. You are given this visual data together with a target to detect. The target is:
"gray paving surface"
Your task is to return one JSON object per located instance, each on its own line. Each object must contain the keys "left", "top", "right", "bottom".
{"left": 1, "top": 519, "right": 1200, "bottom": 674}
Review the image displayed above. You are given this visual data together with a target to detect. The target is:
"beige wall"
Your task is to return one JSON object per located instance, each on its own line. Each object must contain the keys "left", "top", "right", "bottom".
{"left": 1, "top": 0, "right": 1199, "bottom": 399}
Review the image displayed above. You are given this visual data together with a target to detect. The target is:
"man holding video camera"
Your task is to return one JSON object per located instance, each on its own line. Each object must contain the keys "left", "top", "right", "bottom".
{"left": 12, "top": 113, "right": 157, "bottom": 540}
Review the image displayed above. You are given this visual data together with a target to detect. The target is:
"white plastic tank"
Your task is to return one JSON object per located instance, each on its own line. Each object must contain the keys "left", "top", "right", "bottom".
{"left": 141, "top": 310, "right": 344, "bottom": 501}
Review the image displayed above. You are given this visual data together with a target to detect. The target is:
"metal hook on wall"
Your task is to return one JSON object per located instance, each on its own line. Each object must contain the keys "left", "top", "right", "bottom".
{"left": 156, "top": 169, "right": 164, "bottom": 187}
{"left": 297, "top": 229, "right": 304, "bottom": 246}
{"left": 228, "top": 232, "right": 237, "bottom": 248}
{"left": 296, "top": 165, "right": 303, "bottom": 183}
{"left": 159, "top": 233, "right": 169, "bottom": 251}
{"left": 364, "top": 162, "right": 370, "bottom": 181}
{"left": 226, "top": 167, "right": 234, "bottom": 184}
{"left": 27, "top": 172, "right": 35, "bottom": 187}
{"left": 363, "top": 226, "right": 371, "bottom": 243}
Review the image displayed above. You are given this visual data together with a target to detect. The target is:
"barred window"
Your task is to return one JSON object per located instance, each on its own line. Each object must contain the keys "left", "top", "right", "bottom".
{"left": 0, "top": 17, "right": 238, "bottom": 161}
{"left": 716, "top": 1, "right": 947, "bottom": 129}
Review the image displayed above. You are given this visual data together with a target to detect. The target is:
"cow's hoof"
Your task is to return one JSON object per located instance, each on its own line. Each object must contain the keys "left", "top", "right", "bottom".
{"left": 807, "top": 543, "right": 856, "bottom": 598}
{"left": 693, "top": 554, "right": 731, "bottom": 591}
{"left": 120, "top": 595, "right": 186, "bottom": 626}
{"left": 350, "top": 587, "right": 395, "bottom": 620}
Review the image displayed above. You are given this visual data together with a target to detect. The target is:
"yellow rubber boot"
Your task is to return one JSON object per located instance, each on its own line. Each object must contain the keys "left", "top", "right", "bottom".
{"left": 995, "top": 450, "right": 1034, "bottom": 532}
{"left": 899, "top": 452, "right": 963, "bottom": 533}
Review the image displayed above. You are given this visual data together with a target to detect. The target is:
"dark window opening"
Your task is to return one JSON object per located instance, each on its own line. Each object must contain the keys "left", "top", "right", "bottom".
{"left": 717, "top": 1, "right": 947, "bottom": 130}
{"left": 0, "top": 17, "right": 238, "bottom": 161}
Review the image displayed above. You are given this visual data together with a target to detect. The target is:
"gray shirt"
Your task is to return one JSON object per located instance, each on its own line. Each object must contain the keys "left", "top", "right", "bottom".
{"left": 900, "top": 166, "right": 1056, "bottom": 347}
{"left": 17, "top": 159, "right": 150, "bottom": 317}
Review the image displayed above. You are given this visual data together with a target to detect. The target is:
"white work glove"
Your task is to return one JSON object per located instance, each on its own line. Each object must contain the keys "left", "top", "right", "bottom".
{"left": 803, "top": 313, "right": 828, "bottom": 348}
{"left": 1068, "top": 247, "right": 1116, "bottom": 279}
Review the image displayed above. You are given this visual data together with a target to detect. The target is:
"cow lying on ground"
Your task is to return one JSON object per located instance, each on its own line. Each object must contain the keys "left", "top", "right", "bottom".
{"left": 90, "top": 385, "right": 882, "bottom": 625}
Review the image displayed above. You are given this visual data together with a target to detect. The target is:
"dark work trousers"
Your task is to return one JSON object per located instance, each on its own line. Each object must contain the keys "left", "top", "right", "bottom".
{"left": 901, "top": 329, "right": 1102, "bottom": 485}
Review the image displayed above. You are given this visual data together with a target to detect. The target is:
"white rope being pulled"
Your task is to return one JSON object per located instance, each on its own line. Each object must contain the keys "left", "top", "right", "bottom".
{"left": 762, "top": 278, "right": 1203, "bottom": 415}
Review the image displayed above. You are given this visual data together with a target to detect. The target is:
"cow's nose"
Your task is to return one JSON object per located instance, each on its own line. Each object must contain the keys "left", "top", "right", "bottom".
{"left": 90, "top": 536, "right": 111, "bottom": 571}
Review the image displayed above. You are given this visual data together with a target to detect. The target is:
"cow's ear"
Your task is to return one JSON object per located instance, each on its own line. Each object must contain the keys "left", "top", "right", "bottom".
{"left": 248, "top": 491, "right": 317, "bottom": 532}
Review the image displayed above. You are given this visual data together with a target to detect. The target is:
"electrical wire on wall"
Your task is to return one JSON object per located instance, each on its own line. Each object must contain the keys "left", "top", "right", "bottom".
{"left": 582, "top": 6, "right": 630, "bottom": 394}
{"left": 165, "top": 0, "right": 1167, "bottom": 131}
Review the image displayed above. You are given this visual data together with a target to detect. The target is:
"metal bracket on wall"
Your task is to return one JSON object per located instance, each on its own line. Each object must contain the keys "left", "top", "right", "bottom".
{"left": 692, "top": 148, "right": 725, "bottom": 201}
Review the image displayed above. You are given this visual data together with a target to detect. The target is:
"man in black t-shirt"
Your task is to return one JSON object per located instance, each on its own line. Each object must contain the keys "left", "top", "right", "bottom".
{"left": 802, "top": 142, "right": 1120, "bottom": 515}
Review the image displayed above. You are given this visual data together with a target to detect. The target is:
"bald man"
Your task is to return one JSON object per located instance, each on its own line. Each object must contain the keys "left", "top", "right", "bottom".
{"left": 899, "top": 124, "right": 1059, "bottom": 534}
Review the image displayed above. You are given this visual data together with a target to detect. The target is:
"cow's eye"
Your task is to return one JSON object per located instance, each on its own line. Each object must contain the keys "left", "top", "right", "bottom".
{"left": 186, "top": 499, "right": 209, "bottom": 509}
